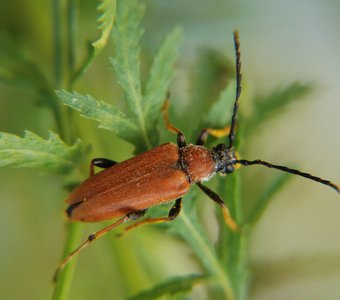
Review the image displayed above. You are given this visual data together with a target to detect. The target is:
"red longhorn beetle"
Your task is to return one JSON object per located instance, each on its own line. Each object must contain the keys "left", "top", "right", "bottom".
{"left": 54, "top": 31, "right": 339, "bottom": 280}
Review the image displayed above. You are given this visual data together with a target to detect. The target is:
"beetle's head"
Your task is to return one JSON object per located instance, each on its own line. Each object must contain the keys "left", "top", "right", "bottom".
{"left": 211, "top": 144, "right": 237, "bottom": 175}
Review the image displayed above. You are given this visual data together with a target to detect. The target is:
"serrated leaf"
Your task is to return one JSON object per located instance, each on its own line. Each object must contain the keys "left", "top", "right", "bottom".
{"left": 0, "top": 131, "right": 83, "bottom": 173}
{"left": 142, "top": 27, "right": 182, "bottom": 146}
{"left": 72, "top": 0, "right": 116, "bottom": 83}
{"left": 66, "top": 0, "right": 181, "bottom": 151}
{"left": 110, "top": 0, "right": 145, "bottom": 118}
{"left": 56, "top": 90, "right": 145, "bottom": 147}
{"left": 127, "top": 274, "right": 208, "bottom": 300}
{"left": 245, "top": 82, "right": 312, "bottom": 133}
{"left": 143, "top": 27, "right": 182, "bottom": 119}
{"left": 92, "top": 0, "right": 116, "bottom": 55}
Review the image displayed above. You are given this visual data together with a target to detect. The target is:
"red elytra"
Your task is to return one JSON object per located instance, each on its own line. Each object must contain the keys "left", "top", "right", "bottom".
{"left": 66, "top": 143, "right": 215, "bottom": 222}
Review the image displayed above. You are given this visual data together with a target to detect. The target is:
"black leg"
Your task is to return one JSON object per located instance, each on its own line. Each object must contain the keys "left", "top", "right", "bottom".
{"left": 177, "top": 132, "right": 187, "bottom": 148}
{"left": 196, "top": 129, "right": 209, "bottom": 146}
{"left": 121, "top": 198, "right": 183, "bottom": 234}
{"left": 197, "top": 182, "right": 238, "bottom": 231}
{"left": 90, "top": 158, "right": 117, "bottom": 176}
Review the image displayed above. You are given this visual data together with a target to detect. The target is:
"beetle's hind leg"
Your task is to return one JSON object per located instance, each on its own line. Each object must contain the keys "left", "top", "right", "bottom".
{"left": 120, "top": 198, "right": 182, "bottom": 235}
{"left": 197, "top": 182, "right": 238, "bottom": 231}
{"left": 53, "top": 210, "right": 146, "bottom": 282}
{"left": 90, "top": 158, "right": 117, "bottom": 176}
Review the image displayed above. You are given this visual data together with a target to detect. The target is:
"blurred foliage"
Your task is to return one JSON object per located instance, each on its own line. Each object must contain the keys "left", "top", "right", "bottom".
{"left": 1, "top": 0, "right": 332, "bottom": 300}
{"left": 0, "top": 130, "right": 82, "bottom": 173}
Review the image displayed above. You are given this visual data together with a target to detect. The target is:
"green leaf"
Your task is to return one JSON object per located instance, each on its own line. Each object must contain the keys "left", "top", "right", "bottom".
{"left": 127, "top": 274, "right": 208, "bottom": 300}
{"left": 64, "top": 0, "right": 182, "bottom": 151}
{"left": 110, "top": 0, "right": 145, "bottom": 119}
{"left": 92, "top": 0, "right": 116, "bottom": 55}
{"left": 186, "top": 49, "right": 233, "bottom": 134}
{"left": 143, "top": 27, "right": 182, "bottom": 121}
{"left": 72, "top": 0, "right": 116, "bottom": 83}
{"left": 203, "top": 79, "right": 236, "bottom": 129}
{"left": 246, "top": 173, "right": 291, "bottom": 226}
{"left": 0, "top": 130, "right": 83, "bottom": 173}
{"left": 168, "top": 189, "right": 234, "bottom": 299}
{"left": 245, "top": 82, "right": 312, "bottom": 133}
{"left": 56, "top": 90, "right": 145, "bottom": 147}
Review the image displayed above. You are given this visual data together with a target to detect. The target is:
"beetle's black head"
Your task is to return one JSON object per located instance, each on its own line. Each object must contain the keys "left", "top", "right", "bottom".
{"left": 211, "top": 144, "right": 237, "bottom": 175}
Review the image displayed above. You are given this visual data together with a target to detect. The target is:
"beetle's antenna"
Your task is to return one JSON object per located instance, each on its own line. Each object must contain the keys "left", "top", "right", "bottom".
{"left": 228, "top": 30, "right": 242, "bottom": 149}
{"left": 236, "top": 159, "right": 340, "bottom": 193}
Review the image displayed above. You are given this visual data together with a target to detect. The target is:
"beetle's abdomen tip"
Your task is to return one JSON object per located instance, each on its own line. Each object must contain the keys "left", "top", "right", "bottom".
{"left": 66, "top": 202, "right": 82, "bottom": 218}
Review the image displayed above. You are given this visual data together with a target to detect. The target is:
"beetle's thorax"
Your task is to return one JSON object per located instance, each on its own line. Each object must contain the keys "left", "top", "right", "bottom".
{"left": 211, "top": 143, "right": 237, "bottom": 174}
{"left": 179, "top": 144, "right": 216, "bottom": 183}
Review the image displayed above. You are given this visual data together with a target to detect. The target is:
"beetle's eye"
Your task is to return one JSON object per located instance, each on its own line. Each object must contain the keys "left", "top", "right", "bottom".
{"left": 225, "top": 165, "right": 235, "bottom": 174}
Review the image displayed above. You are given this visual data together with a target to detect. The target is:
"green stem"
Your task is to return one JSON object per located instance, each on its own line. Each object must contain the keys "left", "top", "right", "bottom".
{"left": 71, "top": 45, "right": 95, "bottom": 85}
{"left": 67, "top": 0, "right": 77, "bottom": 88}
{"left": 180, "top": 211, "right": 235, "bottom": 299}
{"left": 52, "top": 1, "right": 83, "bottom": 299}
{"left": 51, "top": 0, "right": 63, "bottom": 89}
{"left": 52, "top": 222, "right": 84, "bottom": 300}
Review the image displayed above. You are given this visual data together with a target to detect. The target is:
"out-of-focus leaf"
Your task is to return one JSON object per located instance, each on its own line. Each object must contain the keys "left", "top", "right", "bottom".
{"left": 92, "top": 0, "right": 116, "bottom": 55}
{"left": 203, "top": 79, "right": 235, "bottom": 129}
{"left": 245, "top": 82, "right": 312, "bottom": 133}
{"left": 186, "top": 49, "right": 233, "bottom": 134}
{"left": 168, "top": 189, "right": 234, "bottom": 299}
{"left": 246, "top": 173, "right": 291, "bottom": 226}
{"left": 127, "top": 274, "right": 208, "bottom": 300}
{"left": 0, "top": 130, "right": 83, "bottom": 173}
{"left": 73, "top": 0, "right": 116, "bottom": 82}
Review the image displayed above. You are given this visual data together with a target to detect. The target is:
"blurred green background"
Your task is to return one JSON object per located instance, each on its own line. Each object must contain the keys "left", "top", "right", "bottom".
{"left": 1, "top": 0, "right": 340, "bottom": 299}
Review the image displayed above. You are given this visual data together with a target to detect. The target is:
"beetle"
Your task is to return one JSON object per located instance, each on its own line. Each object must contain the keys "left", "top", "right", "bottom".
{"left": 54, "top": 31, "right": 339, "bottom": 280}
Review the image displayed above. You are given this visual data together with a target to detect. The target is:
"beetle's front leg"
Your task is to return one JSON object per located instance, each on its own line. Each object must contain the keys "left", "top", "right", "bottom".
{"left": 90, "top": 158, "right": 117, "bottom": 176}
{"left": 197, "top": 182, "right": 238, "bottom": 231}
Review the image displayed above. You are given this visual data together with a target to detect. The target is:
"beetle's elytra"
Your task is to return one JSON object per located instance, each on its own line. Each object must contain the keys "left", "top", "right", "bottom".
{"left": 54, "top": 31, "right": 339, "bottom": 281}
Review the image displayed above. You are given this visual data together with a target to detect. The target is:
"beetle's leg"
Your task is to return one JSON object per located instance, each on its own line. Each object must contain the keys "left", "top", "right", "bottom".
{"left": 90, "top": 158, "right": 117, "bottom": 176}
{"left": 162, "top": 96, "right": 181, "bottom": 134}
{"left": 53, "top": 210, "right": 146, "bottom": 282}
{"left": 177, "top": 132, "right": 187, "bottom": 148}
{"left": 197, "top": 182, "right": 238, "bottom": 231}
{"left": 120, "top": 198, "right": 182, "bottom": 235}
{"left": 161, "top": 94, "right": 187, "bottom": 148}
{"left": 196, "top": 126, "right": 230, "bottom": 146}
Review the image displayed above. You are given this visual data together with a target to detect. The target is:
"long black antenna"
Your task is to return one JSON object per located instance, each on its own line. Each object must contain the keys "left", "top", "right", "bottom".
{"left": 228, "top": 30, "right": 242, "bottom": 149}
{"left": 237, "top": 159, "right": 340, "bottom": 193}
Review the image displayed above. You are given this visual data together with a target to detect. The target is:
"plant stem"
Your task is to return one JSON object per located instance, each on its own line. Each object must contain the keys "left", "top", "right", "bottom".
{"left": 51, "top": 0, "right": 63, "bottom": 89}
{"left": 52, "top": 222, "right": 84, "bottom": 300}
{"left": 180, "top": 211, "right": 235, "bottom": 299}
{"left": 67, "top": 0, "right": 77, "bottom": 87}
{"left": 51, "top": 1, "right": 84, "bottom": 299}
